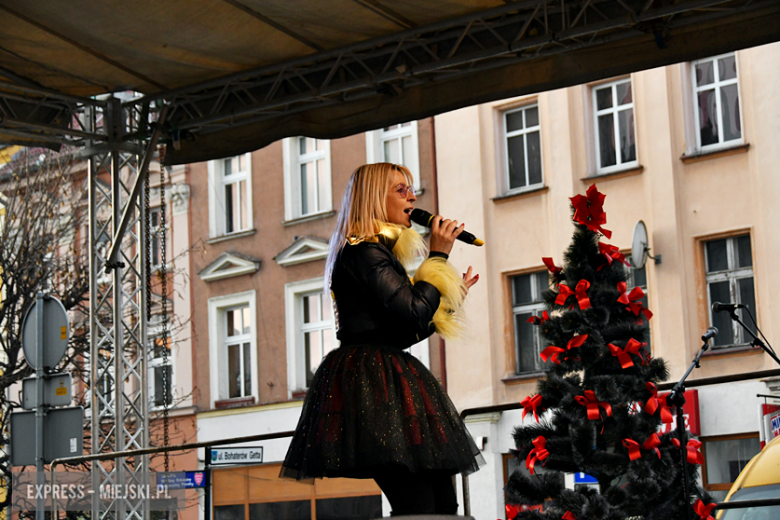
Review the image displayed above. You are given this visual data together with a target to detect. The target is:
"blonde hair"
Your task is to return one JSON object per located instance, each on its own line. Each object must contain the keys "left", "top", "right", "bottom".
{"left": 325, "top": 163, "right": 414, "bottom": 287}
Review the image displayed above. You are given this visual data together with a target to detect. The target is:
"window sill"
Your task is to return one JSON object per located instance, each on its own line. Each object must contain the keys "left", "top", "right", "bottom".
{"left": 502, "top": 372, "right": 545, "bottom": 385}
{"left": 702, "top": 344, "right": 763, "bottom": 359}
{"left": 680, "top": 143, "right": 750, "bottom": 164}
{"left": 207, "top": 229, "right": 257, "bottom": 244}
{"left": 283, "top": 210, "right": 336, "bottom": 227}
{"left": 491, "top": 185, "right": 548, "bottom": 204}
{"left": 582, "top": 165, "right": 644, "bottom": 182}
{"left": 214, "top": 396, "right": 256, "bottom": 409}
{"left": 291, "top": 389, "right": 307, "bottom": 400}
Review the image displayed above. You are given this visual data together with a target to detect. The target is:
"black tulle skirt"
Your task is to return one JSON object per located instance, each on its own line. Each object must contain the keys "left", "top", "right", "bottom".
{"left": 280, "top": 343, "right": 484, "bottom": 480}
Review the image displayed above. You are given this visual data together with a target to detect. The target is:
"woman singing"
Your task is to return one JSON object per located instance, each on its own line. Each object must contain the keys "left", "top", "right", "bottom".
{"left": 281, "top": 163, "right": 484, "bottom": 515}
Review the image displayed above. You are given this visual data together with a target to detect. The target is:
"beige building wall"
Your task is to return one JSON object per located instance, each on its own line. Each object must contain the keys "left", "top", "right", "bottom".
{"left": 435, "top": 42, "right": 780, "bottom": 517}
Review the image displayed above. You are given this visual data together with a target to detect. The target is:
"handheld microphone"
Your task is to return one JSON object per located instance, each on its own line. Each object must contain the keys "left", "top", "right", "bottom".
{"left": 701, "top": 327, "right": 718, "bottom": 341}
{"left": 410, "top": 209, "right": 484, "bottom": 246}
{"left": 712, "top": 302, "right": 744, "bottom": 313}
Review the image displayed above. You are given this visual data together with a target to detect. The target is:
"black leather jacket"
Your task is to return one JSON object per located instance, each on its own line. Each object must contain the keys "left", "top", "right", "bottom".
{"left": 331, "top": 241, "right": 441, "bottom": 349}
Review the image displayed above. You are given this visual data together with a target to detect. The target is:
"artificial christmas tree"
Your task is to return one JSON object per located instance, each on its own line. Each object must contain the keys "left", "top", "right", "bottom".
{"left": 505, "top": 185, "right": 716, "bottom": 520}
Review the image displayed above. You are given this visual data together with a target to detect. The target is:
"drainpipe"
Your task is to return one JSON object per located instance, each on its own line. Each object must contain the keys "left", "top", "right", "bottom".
{"left": 429, "top": 116, "right": 447, "bottom": 392}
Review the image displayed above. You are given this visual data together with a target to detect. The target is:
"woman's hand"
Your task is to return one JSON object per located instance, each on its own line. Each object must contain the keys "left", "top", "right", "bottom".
{"left": 463, "top": 266, "right": 479, "bottom": 296}
{"left": 429, "top": 216, "right": 464, "bottom": 256}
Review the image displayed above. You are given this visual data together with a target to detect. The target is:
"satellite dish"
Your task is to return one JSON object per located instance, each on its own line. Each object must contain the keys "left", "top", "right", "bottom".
{"left": 631, "top": 220, "right": 661, "bottom": 269}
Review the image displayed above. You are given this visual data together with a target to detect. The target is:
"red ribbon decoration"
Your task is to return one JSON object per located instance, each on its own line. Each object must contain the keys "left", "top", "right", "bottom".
{"left": 505, "top": 504, "right": 521, "bottom": 520}
{"left": 644, "top": 382, "right": 673, "bottom": 424}
{"left": 643, "top": 433, "right": 662, "bottom": 458}
{"left": 608, "top": 338, "right": 646, "bottom": 369}
{"left": 617, "top": 282, "right": 653, "bottom": 320}
{"left": 540, "top": 346, "right": 565, "bottom": 364}
{"left": 527, "top": 311, "right": 550, "bottom": 325}
{"left": 526, "top": 436, "right": 549, "bottom": 474}
{"left": 521, "top": 394, "right": 544, "bottom": 423}
{"left": 672, "top": 438, "right": 704, "bottom": 464}
{"left": 562, "top": 512, "right": 577, "bottom": 520}
{"left": 623, "top": 438, "right": 642, "bottom": 461}
{"left": 693, "top": 499, "right": 717, "bottom": 520}
{"left": 542, "top": 257, "right": 563, "bottom": 276}
{"left": 570, "top": 184, "right": 612, "bottom": 239}
{"left": 568, "top": 334, "right": 588, "bottom": 350}
{"left": 556, "top": 280, "right": 592, "bottom": 309}
{"left": 575, "top": 390, "right": 612, "bottom": 422}
{"left": 598, "top": 242, "right": 630, "bottom": 271}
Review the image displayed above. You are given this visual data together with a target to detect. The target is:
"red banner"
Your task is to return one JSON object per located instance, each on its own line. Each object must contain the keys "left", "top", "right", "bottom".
{"left": 657, "top": 389, "right": 700, "bottom": 436}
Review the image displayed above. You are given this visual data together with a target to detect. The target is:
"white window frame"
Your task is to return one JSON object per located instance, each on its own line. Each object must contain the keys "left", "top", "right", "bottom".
{"left": 691, "top": 52, "right": 743, "bottom": 153}
{"left": 207, "top": 153, "right": 253, "bottom": 238}
{"left": 282, "top": 137, "right": 332, "bottom": 221}
{"left": 511, "top": 271, "right": 548, "bottom": 375}
{"left": 285, "top": 278, "right": 337, "bottom": 396}
{"left": 207, "top": 290, "right": 258, "bottom": 407}
{"left": 149, "top": 206, "right": 167, "bottom": 269}
{"left": 704, "top": 235, "right": 755, "bottom": 348}
{"left": 501, "top": 104, "right": 543, "bottom": 194}
{"left": 592, "top": 78, "right": 638, "bottom": 175}
{"left": 365, "top": 121, "right": 420, "bottom": 180}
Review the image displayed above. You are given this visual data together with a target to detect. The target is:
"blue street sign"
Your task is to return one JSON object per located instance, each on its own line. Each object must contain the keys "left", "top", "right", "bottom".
{"left": 158, "top": 471, "right": 207, "bottom": 489}
{"left": 574, "top": 472, "right": 598, "bottom": 484}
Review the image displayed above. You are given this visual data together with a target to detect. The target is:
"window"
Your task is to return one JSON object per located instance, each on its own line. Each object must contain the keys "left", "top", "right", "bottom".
{"left": 283, "top": 138, "right": 332, "bottom": 221}
{"left": 704, "top": 235, "right": 756, "bottom": 348}
{"left": 692, "top": 53, "right": 742, "bottom": 151}
{"left": 285, "top": 279, "right": 336, "bottom": 394}
{"left": 149, "top": 333, "right": 173, "bottom": 408}
{"left": 149, "top": 207, "right": 166, "bottom": 268}
{"left": 208, "top": 153, "right": 253, "bottom": 238}
{"left": 366, "top": 122, "right": 420, "bottom": 180}
{"left": 592, "top": 79, "right": 637, "bottom": 174}
{"left": 702, "top": 434, "right": 760, "bottom": 501}
{"left": 623, "top": 262, "right": 652, "bottom": 351}
{"left": 511, "top": 271, "right": 549, "bottom": 374}
{"left": 503, "top": 105, "right": 542, "bottom": 192}
{"left": 208, "top": 291, "right": 258, "bottom": 406}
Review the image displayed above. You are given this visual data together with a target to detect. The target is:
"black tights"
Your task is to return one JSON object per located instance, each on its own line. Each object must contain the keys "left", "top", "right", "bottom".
{"left": 373, "top": 467, "right": 458, "bottom": 516}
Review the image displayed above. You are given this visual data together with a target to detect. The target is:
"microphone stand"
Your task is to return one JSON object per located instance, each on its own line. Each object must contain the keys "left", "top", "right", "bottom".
{"left": 667, "top": 332, "right": 712, "bottom": 520}
{"left": 724, "top": 309, "right": 780, "bottom": 366}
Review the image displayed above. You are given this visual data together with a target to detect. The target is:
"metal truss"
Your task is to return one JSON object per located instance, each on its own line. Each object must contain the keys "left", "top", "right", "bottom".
{"left": 146, "top": 0, "right": 771, "bottom": 136}
{"left": 87, "top": 97, "right": 150, "bottom": 520}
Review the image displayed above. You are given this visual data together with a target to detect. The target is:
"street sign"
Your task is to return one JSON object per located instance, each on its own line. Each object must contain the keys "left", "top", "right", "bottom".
{"left": 574, "top": 472, "right": 598, "bottom": 484}
{"left": 10, "top": 407, "right": 83, "bottom": 466}
{"left": 209, "top": 447, "right": 263, "bottom": 466}
{"left": 158, "top": 472, "right": 207, "bottom": 489}
{"left": 22, "top": 297, "right": 69, "bottom": 370}
{"left": 22, "top": 373, "right": 72, "bottom": 409}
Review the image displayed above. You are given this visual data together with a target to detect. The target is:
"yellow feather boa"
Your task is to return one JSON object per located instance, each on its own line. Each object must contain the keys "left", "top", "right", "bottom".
{"left": 350, "top": 222, "right": 467, "bottom": 339}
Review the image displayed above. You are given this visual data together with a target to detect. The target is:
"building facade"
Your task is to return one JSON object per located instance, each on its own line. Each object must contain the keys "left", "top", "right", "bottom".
{"left": 434, "top": 41, "right": 780, "bottom": 518}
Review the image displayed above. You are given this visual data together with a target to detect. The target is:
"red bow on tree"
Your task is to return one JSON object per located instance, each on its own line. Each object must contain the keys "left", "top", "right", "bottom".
{"left": 598, "top": 242, "right": 630, "bottom": 271}
{"left": 617, "top": 282, "right": 653, "bottom": 321}
{"left": 556, "top": 280, "right": 591, "bottom": 309}
{"left": 693, "top": 499, "right": 717, "bottom": 520}
{"left": 608, "top": 338, "right": 647, "bottom": 369}
{"left": 562, "top": 511, "right": 577, "bottom": 520}
{"left": 643, "top": 433, "right": 662, "bottom": 458}
{"left": 527, "top": 311, "right": 550, "bottom": 325}
{"left": 540, "top": 334, "right": 587, "bottom": 365}
{"left": 505, "top": 504, "right": 521, "bottom": 520}
{"left": 526, "top": 436, "right": 549, "bottom": 474}
{"left": 575, "top": 390, "right": 612, "bottom": 425}
{"left": 644, "top": 382, "right": 673, "bottom": 424}
{"left": 570, "top": 184, "right": 612, "bottom": 238}
{"left": 521, "top": 394, "right": 544, "bottom": 423}
{"left": 671, "top": 437, "right": 704, "bottom": 464}
{"left": 543, "top": 257, "right": 563, "bottom": 276}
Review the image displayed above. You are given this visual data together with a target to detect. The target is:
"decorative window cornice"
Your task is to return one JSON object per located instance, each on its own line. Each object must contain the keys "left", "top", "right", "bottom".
{"left": 274, "top": 236, "right": 329, "bottom": 267}
{"left": 198, "top": 252, "right": 260, "bottom": 282}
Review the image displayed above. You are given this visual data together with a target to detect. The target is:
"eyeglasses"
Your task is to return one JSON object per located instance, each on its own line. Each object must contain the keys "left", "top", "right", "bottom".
{"left": 394, "top": 184, "right": 415, "bottom": 198}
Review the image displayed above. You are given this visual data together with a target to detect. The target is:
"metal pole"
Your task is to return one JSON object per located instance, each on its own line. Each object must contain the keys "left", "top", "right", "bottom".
{"left": 205, "top": 448, "right": 212, "bottom": 520}
{"left": 35, "top": 293, "right": 45, "bottom": 520}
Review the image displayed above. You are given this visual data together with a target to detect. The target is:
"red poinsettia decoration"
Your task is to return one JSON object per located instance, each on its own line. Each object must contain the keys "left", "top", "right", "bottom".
{"left": 570, "top": 184, "right": 612, "bottom": 238}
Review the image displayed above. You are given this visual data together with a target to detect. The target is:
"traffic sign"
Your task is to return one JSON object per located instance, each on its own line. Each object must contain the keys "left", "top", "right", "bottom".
{"left": 22, "top": 373, "right": 72, "bottom": 409}
{"left": 22, "top": 297, "right": 69, "bottom": 370}
{"left": 10, "top": 407, "right": 83, "bottom": 466}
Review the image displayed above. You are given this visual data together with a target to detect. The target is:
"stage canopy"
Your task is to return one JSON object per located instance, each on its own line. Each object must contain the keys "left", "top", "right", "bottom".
{"left": 0, "top": 0, "right": 778, "bottom": 164}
